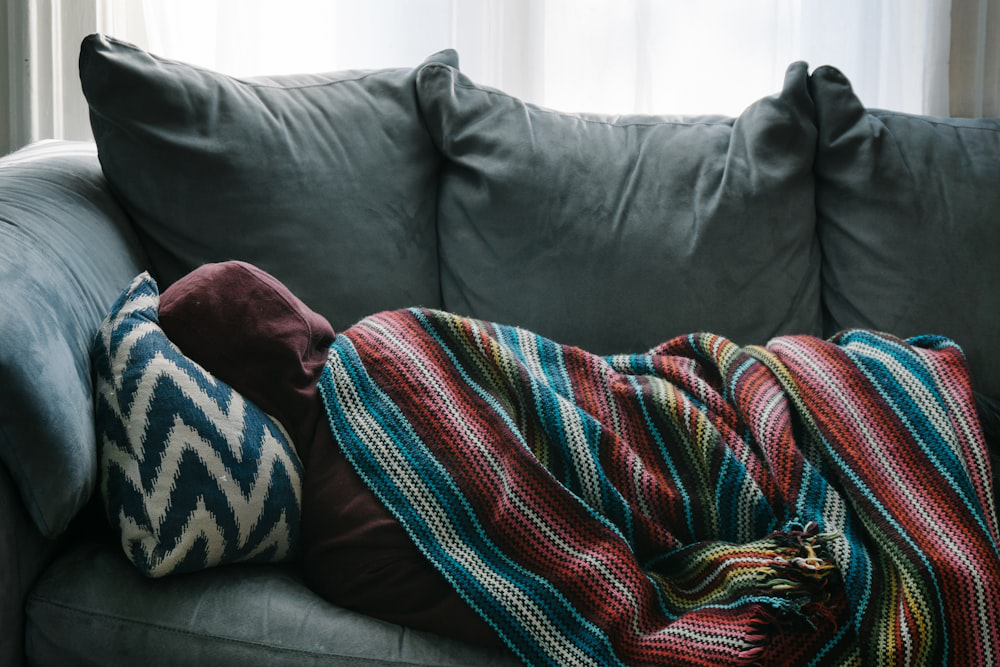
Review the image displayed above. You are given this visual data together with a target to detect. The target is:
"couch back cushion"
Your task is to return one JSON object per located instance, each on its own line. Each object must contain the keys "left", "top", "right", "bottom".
{"left": 416, "top": 61, "right": 822, "bottom": 353}
{"left": 80, "top": 34, "right": 451, "bottom": 332}
{"left": 811, "top": 66, "right": 1000, "bottom": 398}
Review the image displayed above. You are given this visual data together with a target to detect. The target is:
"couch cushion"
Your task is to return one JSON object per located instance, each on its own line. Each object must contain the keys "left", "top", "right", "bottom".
{"left": 416, "top": 60, "right": 821, "bottom": 353}
{"left": 810, "top": 66, "right": 1000, "bottom": 398}
{"left": 79, "top": 34, "right": 453, "bottom": 332}
{"left": 0, "top": 141, "right": 147, "bottom": 538}
{"left": 26, "top": 540, "right": 520, "bottom": 666}
{"left": 93, "top": 272, "right": 303, "bottom": 577}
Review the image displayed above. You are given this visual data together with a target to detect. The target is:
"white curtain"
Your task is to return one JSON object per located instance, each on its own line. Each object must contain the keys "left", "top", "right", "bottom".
{"left": 3, "top": 0, "right": 996, "bottom": 155}
{"left": 950, "top": 0, "right": 1000, "bottom": 116}
{"left": 136, "top": 0, "right": 953, "bottom": 116}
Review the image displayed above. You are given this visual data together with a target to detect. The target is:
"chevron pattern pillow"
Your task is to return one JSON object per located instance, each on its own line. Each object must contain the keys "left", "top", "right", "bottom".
{"left": 92, "top": 272, "right": 303, "bottom": 577}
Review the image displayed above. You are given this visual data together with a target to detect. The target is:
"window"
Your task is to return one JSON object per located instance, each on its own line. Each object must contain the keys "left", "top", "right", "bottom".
{"left": 4, "top": 0, "right": 998, "bottom": 156}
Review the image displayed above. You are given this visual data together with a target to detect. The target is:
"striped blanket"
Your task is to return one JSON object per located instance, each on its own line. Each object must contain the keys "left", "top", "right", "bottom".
{"left": 318, "top": 308, "right": 1000, "bottom": 666}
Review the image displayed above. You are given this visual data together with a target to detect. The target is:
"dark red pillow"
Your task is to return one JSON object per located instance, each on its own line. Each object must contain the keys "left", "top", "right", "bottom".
{"left": 158, "top": 261, "right": 500, "bottom": 648}
{"left": 158, "top": 260, "right": 333, "bottom": 453}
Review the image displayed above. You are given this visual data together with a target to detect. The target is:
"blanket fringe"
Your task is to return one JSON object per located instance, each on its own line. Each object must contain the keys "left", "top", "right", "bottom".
{"left": 736, "top": 523, "right": 845, "bottom": 666}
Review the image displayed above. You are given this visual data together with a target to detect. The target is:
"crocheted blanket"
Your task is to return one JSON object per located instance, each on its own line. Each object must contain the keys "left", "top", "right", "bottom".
{"left": 319, "top": 308, "right": 1000, "bottom": 666}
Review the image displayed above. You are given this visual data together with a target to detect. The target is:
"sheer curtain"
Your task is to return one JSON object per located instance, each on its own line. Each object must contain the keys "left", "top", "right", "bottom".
{"left": 4, "top": 0, "right": 998, "bottom": 156}
{"left": 951, "top": 0, "right": 1000, "bottom": 116}
{"left": 135, "top": 0, "right": 953, "bottom": 116}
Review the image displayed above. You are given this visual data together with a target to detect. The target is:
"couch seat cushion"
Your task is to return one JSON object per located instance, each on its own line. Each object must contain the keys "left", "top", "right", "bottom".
{"left": 26, "top": 539, "right": 519, "bottom": 666}
{"left": 417, "top": 59, "right": 822, "bottom": 353}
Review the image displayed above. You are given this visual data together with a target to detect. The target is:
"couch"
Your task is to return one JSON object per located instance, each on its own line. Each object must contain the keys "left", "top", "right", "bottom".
{"left": 1, "top": 33, "right": 998, "bottom": 666}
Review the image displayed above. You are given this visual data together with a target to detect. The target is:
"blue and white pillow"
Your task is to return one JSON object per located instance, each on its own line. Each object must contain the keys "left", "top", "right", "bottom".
{"left": 92, "top": 272, "right": 303, "bottom": 577}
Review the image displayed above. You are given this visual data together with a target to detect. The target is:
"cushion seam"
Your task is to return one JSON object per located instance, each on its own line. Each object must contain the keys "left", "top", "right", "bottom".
{"left": 27, "top": 594, "right": 431, "bottom": 666}
{"left": 231, "top": 262, "right": 317, "bottom": 354}
{"left": 869, "top": 109, "right": 1000, "bottom": 132}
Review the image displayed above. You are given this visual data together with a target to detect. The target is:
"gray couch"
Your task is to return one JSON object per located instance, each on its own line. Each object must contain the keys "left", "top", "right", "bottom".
{"left": 2, "top": 34, "right": 999, "bottom": 666}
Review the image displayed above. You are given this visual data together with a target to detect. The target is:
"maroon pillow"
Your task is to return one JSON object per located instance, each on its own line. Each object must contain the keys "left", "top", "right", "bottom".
{"left": 158, "top": 260, "right": 333, "bottom": 453}
{"left": 158, "top": 261, "right": 500, "bottom": 648}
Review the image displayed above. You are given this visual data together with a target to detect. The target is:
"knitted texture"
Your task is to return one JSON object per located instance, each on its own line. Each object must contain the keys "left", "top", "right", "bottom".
{"left": 319, "top": 308, "right": 1000, "bottom": 666}
{"left": 94, "top": 273, "right": 303, "bottom": 577}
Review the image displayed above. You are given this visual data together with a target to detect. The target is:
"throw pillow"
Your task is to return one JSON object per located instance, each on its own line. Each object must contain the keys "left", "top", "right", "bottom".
{"left": 92, "top": 272, "right": 303, "bottom": 577}
{"left": 415, "top": 60, "right": 822, "bottom": 353}
{"left": 79, "top": 34, "right": 455, "bottom": 332}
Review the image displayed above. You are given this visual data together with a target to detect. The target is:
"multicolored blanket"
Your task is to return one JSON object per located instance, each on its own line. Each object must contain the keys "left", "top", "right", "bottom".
{"left": 319, "top": 308, "right": 1000, "bottom": 666}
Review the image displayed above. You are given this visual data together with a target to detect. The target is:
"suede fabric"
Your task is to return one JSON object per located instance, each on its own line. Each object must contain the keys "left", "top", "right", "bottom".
{"left": 810, "top": 65, "right": 1000, "bottom": 398}
{"left": 0, "top": 462, "right": 61, "bottom": 667}
{"left": 158, "top": 262, "right": 501, "bottom": 648}
{"left": 80, "top": 35, "right": 451, "bottom": 332}
{"left": 0, "top": 142, "right": 147, "bottom": 538}
{"left": 26, "top": 540, "right": 518, "bottom": 666}
{"left": 417, "top": 60, "right": 822, "bottom": 353}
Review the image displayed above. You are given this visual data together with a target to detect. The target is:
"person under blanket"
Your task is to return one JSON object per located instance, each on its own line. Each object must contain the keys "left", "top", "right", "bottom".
{"left": 157, "top": 260, "right": 503, "bottom": 647}
{"left": 158, "top": 260, "right": 1000, "bottom": 656}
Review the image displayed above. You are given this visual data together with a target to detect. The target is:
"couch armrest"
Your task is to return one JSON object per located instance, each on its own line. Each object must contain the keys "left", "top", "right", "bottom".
{"left": 0, "top": 140, "right": 148, "bottom": 539}
{"left": 0, "top": 140, "right": 148, "bottom": 664}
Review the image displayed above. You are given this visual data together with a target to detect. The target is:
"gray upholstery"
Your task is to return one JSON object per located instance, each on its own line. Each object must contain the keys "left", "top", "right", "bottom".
{"left": 79, "top": 35, "right": 451, "bottom": 333}
{"left": 811, "top": 65, "right": 1000, "bottom": 397}
{"left": 0, "top": 141, "right": 147, "bottom": 538}
{"left": 418, "top": 60, "right": 823, "bottom": 353}
{"left": 26, "top": 540, "right": 519, "bottom": 667}
{"left": 0, "top": 464, "right": 59, "bottom": 667}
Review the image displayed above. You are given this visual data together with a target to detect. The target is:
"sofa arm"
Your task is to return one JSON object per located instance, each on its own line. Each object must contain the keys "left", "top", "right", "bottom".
{"left": 0, "top": 140, "right": 148, "bottom": 664}
{"left": 0, "top": 140, "right": 148, "bottom": 539}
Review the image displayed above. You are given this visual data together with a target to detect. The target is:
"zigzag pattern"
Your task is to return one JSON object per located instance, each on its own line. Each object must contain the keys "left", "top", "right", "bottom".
{"left": 93, "top": 273, "right": 302, "bottom": 577}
